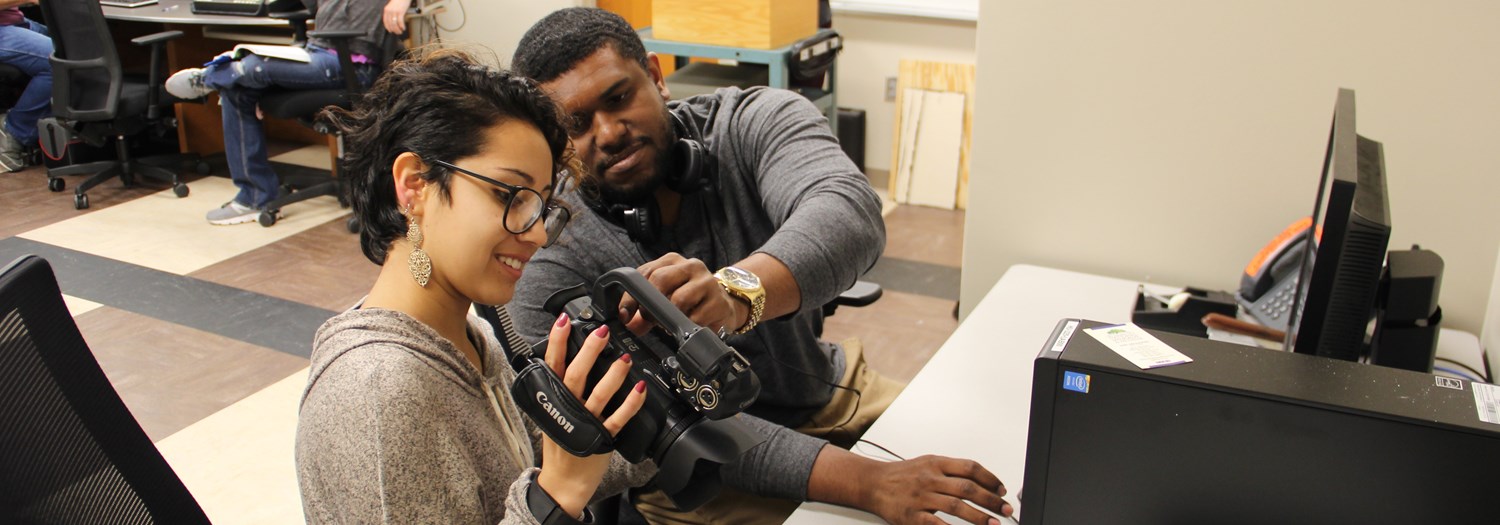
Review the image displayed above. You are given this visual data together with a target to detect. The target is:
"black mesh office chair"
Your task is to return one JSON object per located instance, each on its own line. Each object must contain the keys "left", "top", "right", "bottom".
{"left": 252, "top": 1, "right": 370, "bottom": 228}
{"left": 0, "top": 255, "right": 210, "bottom": 524}
{"left": 37, "top": 1, "right": 204, "bottom": 210}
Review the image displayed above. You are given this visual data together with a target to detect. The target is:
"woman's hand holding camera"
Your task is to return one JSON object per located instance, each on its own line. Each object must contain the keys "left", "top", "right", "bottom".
{"left": 534, "top": 313, "right": 648, "bottom": 518}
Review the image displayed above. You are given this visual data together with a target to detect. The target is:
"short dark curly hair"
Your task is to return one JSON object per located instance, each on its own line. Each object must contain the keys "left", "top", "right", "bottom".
{"left": 512, "top": 7, "right": 649, "bottom": 84}
{"left": 323, "top": 48, "right": 579, "bottom": 265}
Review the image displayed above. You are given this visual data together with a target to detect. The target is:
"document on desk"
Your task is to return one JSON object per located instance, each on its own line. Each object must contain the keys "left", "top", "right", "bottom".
{"left": 1084, "top": 323, "right": 1193, "bottom": 369}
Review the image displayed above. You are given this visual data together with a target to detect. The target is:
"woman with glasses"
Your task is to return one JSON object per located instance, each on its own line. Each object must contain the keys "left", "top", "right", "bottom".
{"left": 294, "top": 48, "right": 647, "bottom": 524}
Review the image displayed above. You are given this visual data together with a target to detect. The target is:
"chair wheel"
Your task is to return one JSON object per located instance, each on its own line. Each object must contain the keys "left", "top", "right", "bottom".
{"left": 345, "top": 216, "right": 359, "bottom": 233}
{"left": 74, "top": 194, "right": 89, "bottom": 210}
{"left": 173, "top": 183, "right": 189, "bottom": 198}
{"left": 195, "top": 161, "right": 212, "bottom": 175}
{"left": 48, "top": 177, "right": 64, "bottom": 192}
{"left": 259, "top": 210, "right": 278, "bottom": 227}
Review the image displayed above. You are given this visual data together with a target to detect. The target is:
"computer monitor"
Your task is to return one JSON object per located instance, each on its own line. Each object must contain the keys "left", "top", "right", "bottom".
{"left": 1283, "top": 88, "right": 1391, "bottom": 361}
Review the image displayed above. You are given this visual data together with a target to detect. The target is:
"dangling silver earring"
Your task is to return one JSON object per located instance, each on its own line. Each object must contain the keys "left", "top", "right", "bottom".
{"left": 405, "top": 205, "right": 431, "bottom": 287}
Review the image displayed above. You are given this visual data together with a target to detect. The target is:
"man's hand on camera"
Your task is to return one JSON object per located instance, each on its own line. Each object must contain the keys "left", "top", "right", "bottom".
{"left": 535, "top": 313, "right": 648, "bottom": 518}
{"left": 619, "top": 253, "right": 746, "bottom": 336}
{"left": 809, "top": 446, "right": 1014, "bottom": 525}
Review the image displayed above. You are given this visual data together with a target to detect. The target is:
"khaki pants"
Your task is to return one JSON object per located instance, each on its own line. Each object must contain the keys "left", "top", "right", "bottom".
{"left": 633, "top": 338, "right": 906, "bottom": 524}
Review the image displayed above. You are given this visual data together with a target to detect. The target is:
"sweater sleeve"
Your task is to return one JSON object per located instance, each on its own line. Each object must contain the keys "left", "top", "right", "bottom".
{"left": 718, "top": 412, "right": 829, "bottom": 501}
{"left": 730, "top": 88, "right": 886, "bottom": 313}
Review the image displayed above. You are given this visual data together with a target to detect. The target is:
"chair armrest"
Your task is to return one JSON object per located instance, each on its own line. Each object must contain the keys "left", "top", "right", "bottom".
{"left": 127, "top": 31, "right": 184, "bottom": 118}
{"left": 307, "top": 29, "right": 367, "bottom": 40}
{"left": 823, "top": 280, "right": 883, "bottom": 317}
{"left": 836, "top": 280, "right": 883, "bottom": 308}
{"left": 271, "top": 9, "right": 313, "bottom": 44}
{"left": 129, "top": 30, "right": 184, "bottom": 47}
{"left": 268, "top": 9, "right": 311, "bottom": 22}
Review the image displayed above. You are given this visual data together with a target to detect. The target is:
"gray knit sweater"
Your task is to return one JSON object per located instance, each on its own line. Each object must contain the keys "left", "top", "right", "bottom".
{"left": 295, "top": 306, "right": 823, "bottom": 523}
{"left": 510, "top": 86, "right": 886, "bottom": 497}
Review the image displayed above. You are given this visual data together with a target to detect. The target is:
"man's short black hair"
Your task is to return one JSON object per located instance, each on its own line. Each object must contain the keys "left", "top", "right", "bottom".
{"left": 512, "top": 7, "right": 650, "bottom": 84}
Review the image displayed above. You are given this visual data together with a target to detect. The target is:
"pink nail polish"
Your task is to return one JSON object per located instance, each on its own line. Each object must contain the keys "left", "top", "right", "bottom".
{"left": 593, "top": 325, "right": 609, "bottom": 337}
{"left": 555, "top": 313, "right": 569, "bottom": 327}
{"left": 634, "top": 380, "right": 646, "bottom": 393}
{"left": 619, "top": 353, "right": 632, "bottom": 364}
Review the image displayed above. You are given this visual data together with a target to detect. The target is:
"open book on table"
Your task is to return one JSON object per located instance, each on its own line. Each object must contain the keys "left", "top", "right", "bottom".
{"left": 205, "top": 45, "right": 311, "bottom": 67}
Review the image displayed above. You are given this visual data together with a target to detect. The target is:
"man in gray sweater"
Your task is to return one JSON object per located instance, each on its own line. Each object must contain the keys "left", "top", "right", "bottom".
{"left": 507, "top": 8, "right": 1013, "bottom": 524}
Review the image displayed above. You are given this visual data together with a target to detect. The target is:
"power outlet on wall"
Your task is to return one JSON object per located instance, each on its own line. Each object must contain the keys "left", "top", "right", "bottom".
{"left": 885, "top": 77, "right": 898, "bottom": 102}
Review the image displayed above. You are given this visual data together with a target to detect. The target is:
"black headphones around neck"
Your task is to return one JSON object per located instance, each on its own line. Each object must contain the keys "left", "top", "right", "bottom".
{"left": 586, "top": 110, "right": 717, "bottom": 245}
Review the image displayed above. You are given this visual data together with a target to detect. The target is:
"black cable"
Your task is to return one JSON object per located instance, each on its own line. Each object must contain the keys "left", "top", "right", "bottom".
{"left": 1434, "top": 357, "right": 1489, "bottom": 382}
{"left": 856, "top": 438, "right": 905, "bottom": 461}
{"left": 760, "top": 347, "right": 864, "bottom": 443}
{"left": 1484, "top": 349, "right": 1494, "bottom": 386}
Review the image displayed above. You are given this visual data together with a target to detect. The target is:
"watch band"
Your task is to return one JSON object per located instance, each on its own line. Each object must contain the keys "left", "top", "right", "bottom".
{"left": 714, "top": 267, "right": 765, "bottom": 335}
{"left": 526, "top": 471, "right": 591, "bottom": 525}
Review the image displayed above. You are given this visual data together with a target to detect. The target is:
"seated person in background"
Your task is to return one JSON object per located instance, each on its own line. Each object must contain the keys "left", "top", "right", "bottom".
{"left": 506, "top": 8, "right": 1012, "bottom": 524}
{"left": 296, "top": 47, "right": 1014, "bottom": 525}
{"left": 0, "top": 0, "right": 50, "bottom": 172}
{"left": 164, "top": 0, "right": 405, "bottom": 225}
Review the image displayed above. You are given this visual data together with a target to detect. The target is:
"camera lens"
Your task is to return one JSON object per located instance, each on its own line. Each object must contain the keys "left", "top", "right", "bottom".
{"left": 694, "top": 385, "right": 719, "bottom": 411}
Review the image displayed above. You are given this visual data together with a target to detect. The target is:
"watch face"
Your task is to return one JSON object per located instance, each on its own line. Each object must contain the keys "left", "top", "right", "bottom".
{"left": 720, "top": 266, "right": 760, "bottom": 288}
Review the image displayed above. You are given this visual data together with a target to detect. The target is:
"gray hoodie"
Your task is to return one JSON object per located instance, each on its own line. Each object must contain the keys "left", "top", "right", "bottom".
{"left": 295, "top": 308, "right": 654, "bottom": 524}
{"left": 295, "top": 307, "right": 821, "bottom": 524}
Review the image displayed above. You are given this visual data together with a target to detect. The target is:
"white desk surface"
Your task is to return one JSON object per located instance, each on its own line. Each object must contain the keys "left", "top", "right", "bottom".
{"left": 786, "top": 264, "right": 1485, "bottom": 524}
{"left": 787, "top": 265, "right": 1148, "bottom": 524}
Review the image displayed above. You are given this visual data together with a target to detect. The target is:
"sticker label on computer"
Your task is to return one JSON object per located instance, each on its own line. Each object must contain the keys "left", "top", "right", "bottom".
{"left": 1083, "top": 323, "right": 1194, "bottom": 370}
{"left": 1472, "top": 382, "right": 1500, "bottom": 425}
{"left": 1063, "top": 370, "right": 1090, "bottom": 393}
{"left": 1435, "top": 376, "right": 1464, "bottom": 391}
{"left": 1049, "top": 320, "right": 1080, "bottom": 356}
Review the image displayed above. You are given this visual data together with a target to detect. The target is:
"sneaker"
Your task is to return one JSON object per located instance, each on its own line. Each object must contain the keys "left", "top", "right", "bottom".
{"left": 0, "top": 120, "right": 27, "bottom": 173}
{"left": 166, "top": 68, "right": 215, "bottom": 100}
{"left": 206, "top": 201, "right": 262, "bottom": 225}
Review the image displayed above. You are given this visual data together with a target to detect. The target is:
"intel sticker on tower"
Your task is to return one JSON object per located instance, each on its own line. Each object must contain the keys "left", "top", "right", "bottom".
{"left": 1063, "top": 370, "right": 1090, "bottom": 394}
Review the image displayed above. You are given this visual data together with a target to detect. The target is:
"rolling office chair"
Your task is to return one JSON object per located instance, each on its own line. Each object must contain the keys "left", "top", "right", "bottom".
{"left": 37, "top": 0, "right": 206, "bottom": 210}
{"left": 252, "top": 0, "right": 372, "bottom": 228}
{"left": 0, "top": 255, "right": 211, "bottom": 524}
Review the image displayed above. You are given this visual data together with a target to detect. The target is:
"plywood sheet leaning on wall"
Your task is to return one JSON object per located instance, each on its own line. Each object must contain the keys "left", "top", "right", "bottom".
{"left": 890, "top": 60, "right": 976, "bottom": 209}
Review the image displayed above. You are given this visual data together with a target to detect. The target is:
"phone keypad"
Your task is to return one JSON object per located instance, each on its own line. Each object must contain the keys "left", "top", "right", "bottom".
{"left": 1256, "top": 276, "right": 1299, "bottom": 321}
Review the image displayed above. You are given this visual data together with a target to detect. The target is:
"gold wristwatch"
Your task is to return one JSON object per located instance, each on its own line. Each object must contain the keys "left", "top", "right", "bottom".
{"left": 714, "top": 266, "right": 766, "bottom": 335}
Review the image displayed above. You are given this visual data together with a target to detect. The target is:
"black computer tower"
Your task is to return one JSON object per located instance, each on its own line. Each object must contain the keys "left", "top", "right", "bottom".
{"left": 1022, "top": 319, "right": 1500, "bottom": 524}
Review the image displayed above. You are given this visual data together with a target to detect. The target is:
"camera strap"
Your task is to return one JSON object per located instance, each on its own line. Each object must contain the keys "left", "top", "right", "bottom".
{"left": 483, "top": 304, "right": 616, "bottom": 456}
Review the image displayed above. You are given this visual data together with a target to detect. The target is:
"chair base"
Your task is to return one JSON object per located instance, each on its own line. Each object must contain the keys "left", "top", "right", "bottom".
{"left": 46, "top": 135, "right": 196, "bottom": 210}
{"left": 257, "top": 172, "right": 344, "bottom": 227}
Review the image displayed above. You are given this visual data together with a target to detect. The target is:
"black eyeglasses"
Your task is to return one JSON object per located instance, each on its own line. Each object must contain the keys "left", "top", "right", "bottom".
{"left": 430, "top": 159, "right": 572, "bottom": 247}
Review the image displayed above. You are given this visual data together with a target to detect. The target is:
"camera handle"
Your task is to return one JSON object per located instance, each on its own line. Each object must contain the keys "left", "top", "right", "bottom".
{"left": 592, "top": 269, "right": 755, "bottom": 396}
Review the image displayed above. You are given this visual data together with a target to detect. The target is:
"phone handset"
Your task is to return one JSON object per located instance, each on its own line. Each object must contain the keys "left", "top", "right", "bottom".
{"left": 1237, "top": 218, "right": 1316, "bottom": 331}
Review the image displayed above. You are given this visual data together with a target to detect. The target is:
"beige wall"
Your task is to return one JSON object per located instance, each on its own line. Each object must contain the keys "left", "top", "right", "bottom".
{"left": 434, "top": 0, "right": 584, "bottom": 67}
{"left": 438, "top": 5, "right": 975, "bottom": 174}
{"left": 964, "top": 1, "right": 1500, "bottom": 333}
{"left": 832, "top": 13, "right": 977, "bottom": 171}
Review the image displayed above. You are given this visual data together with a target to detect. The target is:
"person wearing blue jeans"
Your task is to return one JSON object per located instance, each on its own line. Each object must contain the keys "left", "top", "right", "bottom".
{"left": 165, "top": 0, "right": 406, "bottom": 225}
{"left": 0, "top": 2, "right": 51, "bottom": 173}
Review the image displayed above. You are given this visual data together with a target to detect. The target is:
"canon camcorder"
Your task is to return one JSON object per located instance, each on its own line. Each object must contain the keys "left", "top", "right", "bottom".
{"left": 499, "top": 268, "right": 765, "bottom": 510}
